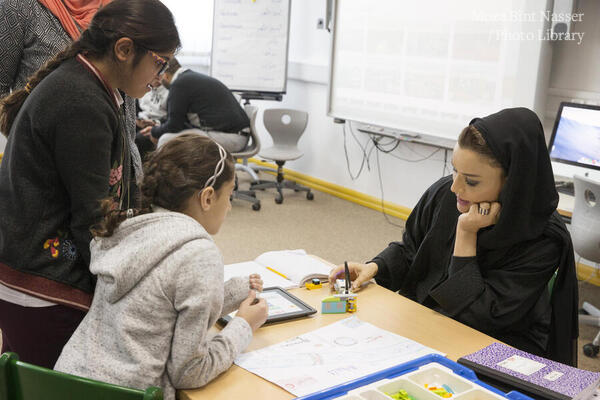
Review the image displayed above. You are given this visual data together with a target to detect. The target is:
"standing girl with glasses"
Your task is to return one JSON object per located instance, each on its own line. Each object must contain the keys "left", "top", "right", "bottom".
{"left": 0, "top": 0, "right": 180, "bottom": 368}
{"left": 55, "top": 134, "right": 268, "bottom": 400}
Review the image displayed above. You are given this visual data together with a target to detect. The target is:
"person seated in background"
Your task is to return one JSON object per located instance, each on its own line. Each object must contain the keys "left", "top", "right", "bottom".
{"left": 330, "top": 108, "right": 578, "bottom": 366}
{"left": 140, "top": 57, "right": 250, "bottom": 153}
{"left": 135, "top": 75, "right": 169, "bottom": 159}
{"left": 138, "top": 76, "right": 169, "bottom": 125}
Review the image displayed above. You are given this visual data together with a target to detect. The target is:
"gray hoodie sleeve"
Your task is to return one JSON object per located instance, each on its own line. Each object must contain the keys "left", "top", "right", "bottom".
{"left": 222, "top": 276, "right": 250, "bottom": 316}
{"left": 166, "top": 250, "right": 253, "bottom": 389}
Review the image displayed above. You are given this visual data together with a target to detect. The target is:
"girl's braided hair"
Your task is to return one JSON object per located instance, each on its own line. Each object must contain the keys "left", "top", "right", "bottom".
{"left": 91, "top": 134, "right": 235, "bottom": 237}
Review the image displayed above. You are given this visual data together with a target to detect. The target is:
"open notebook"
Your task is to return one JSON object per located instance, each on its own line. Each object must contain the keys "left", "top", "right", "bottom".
{"left": 223, "top": 249, "right": 333, "bottom": 289}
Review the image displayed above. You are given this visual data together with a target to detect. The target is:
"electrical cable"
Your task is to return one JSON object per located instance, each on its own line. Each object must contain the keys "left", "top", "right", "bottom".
{"left": 372, "top": 136, "right": 401, "bottom": 153}
{"left": 385, "top": 146, "right": 441, "bottom": 163}
{"left": 374, "top": 146, "right": 404, "bottom": 228}
{"left": 342, "top": 123, "right": 450, "bottom": 226}
{"left": 442, "top": 149, "right": 446, "bottom": 176}
{"left": 348, "top": 121, "right": 372, "bottom": 166}
{"left": 342, "top": 122, "right": 373, "bottom": 180}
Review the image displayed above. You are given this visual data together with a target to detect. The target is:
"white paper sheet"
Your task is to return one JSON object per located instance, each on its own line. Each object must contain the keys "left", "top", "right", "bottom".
{"left": 254, "top": 249, "right": 332, "bottom": 285}
{"left": 224, "top": 261, "right": 294, "bottom": 289}
{"left": 235, "top": 317, "right": 444, "bottom": 397}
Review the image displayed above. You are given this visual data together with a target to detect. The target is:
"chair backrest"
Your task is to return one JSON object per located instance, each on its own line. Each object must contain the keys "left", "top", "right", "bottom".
{"left": 263, "top": 108, "right": 308, "bottom": 148}
{"left": 0, "top": 352, "right": 162, "bottom": 400}
{"left": 571, "top": 174, "right": 600, "bottom": 262}
{"left": 231, "top": 105, "right": 261, "bottom": 158}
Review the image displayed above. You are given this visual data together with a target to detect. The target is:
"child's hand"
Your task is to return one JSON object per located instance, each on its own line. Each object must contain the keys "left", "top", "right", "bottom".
{"left": 249, "top": 273, "right": 263, "bottom": 292}
{"left": 236, "top": 290, "right": 268, "bottom": 332}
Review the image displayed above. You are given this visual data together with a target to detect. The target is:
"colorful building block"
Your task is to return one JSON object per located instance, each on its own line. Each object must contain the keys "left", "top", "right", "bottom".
{"left": 305, "top": 278, "right": 322, "bottom": 290}
{"left": 322, "top": 296, "right": 347, "bottom": 314}
{"left": 346, "top": 296, "right": 357, "bottom": 313}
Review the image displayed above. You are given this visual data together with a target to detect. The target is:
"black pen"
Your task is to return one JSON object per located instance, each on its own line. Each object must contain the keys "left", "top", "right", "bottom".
{"left": 344, "top": 261, "right": 350, "bottom": 294}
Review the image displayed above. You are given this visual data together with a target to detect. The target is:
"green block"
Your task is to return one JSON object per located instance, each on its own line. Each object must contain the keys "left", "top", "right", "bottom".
{"left": 322, "top": 298, "right": 346, "bottom": 314}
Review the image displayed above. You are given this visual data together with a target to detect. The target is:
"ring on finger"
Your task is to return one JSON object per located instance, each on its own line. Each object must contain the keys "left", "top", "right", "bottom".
{"left": 478, "top": 207, "right": 489, "bottom": 215}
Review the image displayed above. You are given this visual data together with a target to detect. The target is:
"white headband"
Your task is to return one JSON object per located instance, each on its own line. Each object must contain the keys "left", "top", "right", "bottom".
{"left": 202, "top": 142, "right": 227, "bottom": 190}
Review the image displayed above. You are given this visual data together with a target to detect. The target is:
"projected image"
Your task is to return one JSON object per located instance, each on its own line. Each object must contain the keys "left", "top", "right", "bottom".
{"left": 550, "top": 113, "right": 600, "bottom": 167}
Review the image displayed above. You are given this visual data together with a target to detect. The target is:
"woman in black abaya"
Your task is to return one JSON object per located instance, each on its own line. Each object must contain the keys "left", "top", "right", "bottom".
{"left": 331, "top": 108, "right": 578, "bottom": 366}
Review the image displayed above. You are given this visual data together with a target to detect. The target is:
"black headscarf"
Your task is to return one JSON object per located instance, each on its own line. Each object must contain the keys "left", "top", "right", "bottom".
{"left": 471, "top": 108, "right": 558, "bottom": 249}
{"left": 472, "top": 107, "right": 578, "bottom": 366}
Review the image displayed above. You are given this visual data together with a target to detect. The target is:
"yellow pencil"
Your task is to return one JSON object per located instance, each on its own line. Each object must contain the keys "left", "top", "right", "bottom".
{"left": 265, "top": 266, "right": 289, "bottom": 280}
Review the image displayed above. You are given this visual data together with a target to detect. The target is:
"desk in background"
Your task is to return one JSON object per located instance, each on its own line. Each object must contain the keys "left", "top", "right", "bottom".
{"left": 558, "top": 192, "right": 574, "bottom": 219}
{"left": 180, "top": 282, "right": 498, "bottom": 400}
{"left": 556, "top": 175, "right": 574, "bottom": 220}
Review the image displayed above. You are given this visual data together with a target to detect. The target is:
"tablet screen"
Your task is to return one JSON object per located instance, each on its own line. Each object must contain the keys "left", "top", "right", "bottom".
{"left": 218, "top": 287, "right": 317, "bottom": 326}
{"left": 261, "top": 290, "right": 303, "bottom": 316}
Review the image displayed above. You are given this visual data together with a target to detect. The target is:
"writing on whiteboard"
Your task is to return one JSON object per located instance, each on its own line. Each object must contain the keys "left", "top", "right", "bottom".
{"left": 211, "top": 0, "right": 290, "bottom": 93}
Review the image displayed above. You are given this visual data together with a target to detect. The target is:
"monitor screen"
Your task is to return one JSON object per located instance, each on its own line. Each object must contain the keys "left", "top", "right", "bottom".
{"left": 549, "top": 102, "right": 600, "bottom": 172}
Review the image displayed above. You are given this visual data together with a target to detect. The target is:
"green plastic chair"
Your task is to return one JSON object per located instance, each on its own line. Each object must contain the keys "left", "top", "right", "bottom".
{"left": 0, "top": 352, "right": 163, "bottom": 400}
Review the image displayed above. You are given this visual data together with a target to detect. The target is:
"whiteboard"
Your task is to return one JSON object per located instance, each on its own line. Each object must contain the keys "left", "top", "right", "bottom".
{"left": 328, "top": 0, "right": 553, "bottom": 142}
{"left": 211, "top": 0, "right": 291, "bottom": 94}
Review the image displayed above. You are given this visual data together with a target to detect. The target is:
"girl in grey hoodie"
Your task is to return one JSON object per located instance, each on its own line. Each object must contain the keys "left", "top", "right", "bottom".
{"left": 55, "top": 134, "right": 269, "bottom": 400}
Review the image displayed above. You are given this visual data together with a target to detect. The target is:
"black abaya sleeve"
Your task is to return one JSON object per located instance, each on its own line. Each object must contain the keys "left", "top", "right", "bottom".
{"left": 429, "top": 236, "right": 559, "bottom": 334}
{"left": 371, "top": 177, "right": 448, "bottom": 292}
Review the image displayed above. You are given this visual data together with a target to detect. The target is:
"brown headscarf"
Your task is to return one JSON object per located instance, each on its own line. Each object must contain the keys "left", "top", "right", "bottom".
{"left": 38, "top": 0, "right": 112, "bottom": 40}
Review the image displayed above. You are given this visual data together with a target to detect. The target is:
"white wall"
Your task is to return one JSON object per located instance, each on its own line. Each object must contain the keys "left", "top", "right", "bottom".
{"left": 257, "top": 0, "right": 600, "bottom": 210}
{"left": 250, "top": 0, "right": 452, "bottom": 209}
{"left": 544, "top": 0, "right": 600, "bottom": 137}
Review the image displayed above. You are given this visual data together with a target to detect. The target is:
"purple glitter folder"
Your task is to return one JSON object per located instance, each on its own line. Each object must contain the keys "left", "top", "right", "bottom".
{"left": 458, "top": 342, "right": 600, "bottom": 400}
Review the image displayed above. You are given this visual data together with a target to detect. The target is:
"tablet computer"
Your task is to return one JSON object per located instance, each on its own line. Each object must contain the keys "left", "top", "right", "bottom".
{"left": 218, "top": 286, "right": 317, "bottom": 326}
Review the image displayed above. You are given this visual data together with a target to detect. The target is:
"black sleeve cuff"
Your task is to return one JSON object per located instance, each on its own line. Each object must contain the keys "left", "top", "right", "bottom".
{"left": 448, "top": 256, "right": 476, "bottom": 276}
{"left": 151, "top": 126, "right": 162, "bottom": 139}
{"left": 371, "top": 257, "right": 389, "bottom": 286}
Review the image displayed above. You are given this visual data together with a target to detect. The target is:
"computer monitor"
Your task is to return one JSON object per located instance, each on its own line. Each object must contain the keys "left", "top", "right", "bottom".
{"left": 548, "top": 102, "right": 600, "bottom": 181}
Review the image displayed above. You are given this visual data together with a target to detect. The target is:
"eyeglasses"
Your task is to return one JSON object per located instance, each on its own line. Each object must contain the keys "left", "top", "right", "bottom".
{"left": 148, "top": 50, "right": 169, "bottom": 76}
{"left": 138, "top": 45, "right": 169, "bottom": 76}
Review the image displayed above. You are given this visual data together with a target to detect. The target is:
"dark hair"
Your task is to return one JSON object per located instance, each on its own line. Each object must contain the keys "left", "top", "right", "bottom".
{"left": 92, "top": 134, "right": 235, "bottom": 237}
{"left": 458, "top": 125, "right": 503, "bottom": 171}
{"left": 165, "top": 57, "right": 181, "bottom": 75}
{"left": 0, "top": 0, "right": 181, "bottom": 135}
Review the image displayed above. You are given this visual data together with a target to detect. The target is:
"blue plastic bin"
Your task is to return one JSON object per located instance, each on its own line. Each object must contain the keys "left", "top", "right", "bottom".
{"left": 294, "top": 354, "right": 533, "bottom": 400}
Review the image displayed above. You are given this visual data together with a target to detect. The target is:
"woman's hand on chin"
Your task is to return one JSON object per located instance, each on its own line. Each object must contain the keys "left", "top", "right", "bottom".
{"left": 457, "top": 201, "right": 502, "bottom": 233}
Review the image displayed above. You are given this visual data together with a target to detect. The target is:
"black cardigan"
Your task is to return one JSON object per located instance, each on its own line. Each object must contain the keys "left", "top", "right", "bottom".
{"left": 0, "top": 58, "right": 134, "bottom": 310}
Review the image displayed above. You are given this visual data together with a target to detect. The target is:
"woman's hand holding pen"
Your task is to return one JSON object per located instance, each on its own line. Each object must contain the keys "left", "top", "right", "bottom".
{"left": 249, "top": 273, "right": 263, "bottom": 292}
{"left": 328, "top": 262, "right": 378, "bottom": 292}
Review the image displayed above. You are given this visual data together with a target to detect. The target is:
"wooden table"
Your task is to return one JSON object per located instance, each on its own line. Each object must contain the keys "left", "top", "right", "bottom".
{"left": 180, "top": 283, "right": 498, "bottom": 400}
